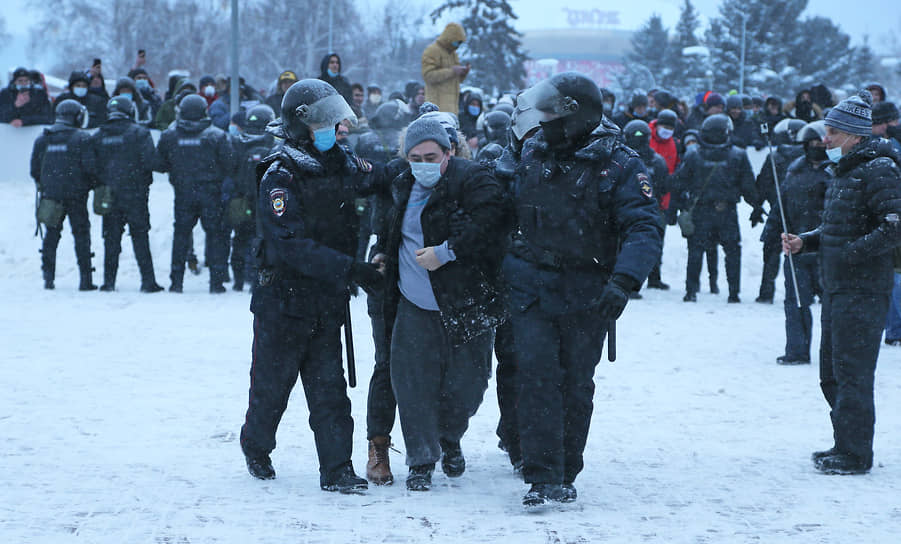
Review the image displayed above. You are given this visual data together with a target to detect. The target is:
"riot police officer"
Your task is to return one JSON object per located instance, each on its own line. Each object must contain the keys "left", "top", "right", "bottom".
{"left": 755, "top": 118, "right": 806, "bottom": 303}
{"left": 623, "top": 119, "right": 670, "bottom": 291}
{"left": 91, "top": 96, "right": 163, "bottom": 292}
{"left": 30, "top": 99, "right": 97, "bottom": 290}
{"left": 226, "top": 103, "right": 276, "bottom": 291}
{"left": 504, "top": 72, "right": 662, "bottom": 507}
{"left": 673, "top": 113, "right": 762, "bottom": 302}
{"left": 155, "top": 93, "right": 235, "bottom": 293}
{"left": 239, "top": 79, "right": 383, "bottom": 493}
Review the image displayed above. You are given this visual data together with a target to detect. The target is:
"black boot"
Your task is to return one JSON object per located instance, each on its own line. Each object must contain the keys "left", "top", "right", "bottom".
{"left": 728, "top": 294, "right": 741, "bottom": 303}
{"left": 683, "top": 292, "right": 697, "bottom": 302}
{"left": 814, "top": 452, "right": 871, "bottom": 475}
{"left": 440, "top": 439, "right": 465, "bottom": 477}
{"left": 321, "top": 465, "right": 368, "bottom": 494}
{"left": 245, "top": 454, "right": 276, "bottom": 480}
{"left": 406, "top": 464, "right": 434, "bottom": 491}
{"left": 101, "top": 251, "right": 118, "bottom": 292}
{"left": 210, "top": 283, "right": 227, "bottom": 294}
{"left": 141, "top": 283, "right": 164, "bottom": 293}
{"left": 522, "top": 483, "right": 566, "bottom": 508}
{"left": 78, "top": 262, "right": 97, "bottom": 291}
{"left": 811, "top": 447, "right": 838, "bottom": 462}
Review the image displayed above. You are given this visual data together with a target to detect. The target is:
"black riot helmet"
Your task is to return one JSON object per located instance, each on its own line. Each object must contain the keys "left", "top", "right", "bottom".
{"left": 483, "top": 110, "right": 512, "bottom": 146}
{"left": 178, "top": 94, "right": 209, "bottom": 121}
{"left": 370, "top": 100, "right": 408, "bottom": 130}
{"left": 656, "top": 108, "right": 678, "bottom": 129}
{"left": 772, "top": 118, "right": 807, "bottom": 145}
{"left": 476, "top": 142, "right": 505, "bottom": 162}
{"left": 699, "top": 113, "right": 734, "bottom": 148}
{"left": 623, "top": 119, "right": 651, "bottom": 151}
{"left": 54, "top": 98, "right": 88, "bottom": 128}
{"left": 277, "top": 79, "right": 357, "bottom": 143}
{"left": 519, "top": 72, "right": 604, "bottom": 149}
{"left": 106, "top": 95, "right": 136, "bottom": 121}
{"left": 244, "top": 103, "right": 276, "bottom": 135}
{"left": 492, "top": 102, "right": 514, "bottom": 116}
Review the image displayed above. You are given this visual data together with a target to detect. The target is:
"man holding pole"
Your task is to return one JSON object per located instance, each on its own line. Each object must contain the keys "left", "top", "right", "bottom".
{"left": 782, "top": 91, "right": 901, "bottom": 474}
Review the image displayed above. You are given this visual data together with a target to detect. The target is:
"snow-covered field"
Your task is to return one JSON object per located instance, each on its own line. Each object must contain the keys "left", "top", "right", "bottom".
{"left": 2, "top": 124, "right": 900, "bottom": 543}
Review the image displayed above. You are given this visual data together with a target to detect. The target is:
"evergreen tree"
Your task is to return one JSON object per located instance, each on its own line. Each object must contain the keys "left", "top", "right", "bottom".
{"left": 666, "top": 0, "right": 707, "bottom": 96}
{"left": 627, "top": 14, "right": 669, "bottom": 86}
{"left": 849, "top": 36, "right": 878, "bottom": 87}
{"left": 430, "top": 0, "right": 529, "bottom": 95}
{"left": 705, "top": 0, "right": 808, "bottom": 94}
{"left": 787, "top": 16, "right": 854, "bottom": 91}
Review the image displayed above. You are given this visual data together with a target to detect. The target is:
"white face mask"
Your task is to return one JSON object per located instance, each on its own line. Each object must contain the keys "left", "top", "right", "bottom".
{"left": 204, "top": 85, "right": 216, "bottom": 97}
{"left": 410, "top": 156, "right": 446, "bottom": 188}
{"left": 657, "top": 127, "right": 674, "bottom": 140}
{"left": 73, "top": 86, "right": 88, "bottom": 98}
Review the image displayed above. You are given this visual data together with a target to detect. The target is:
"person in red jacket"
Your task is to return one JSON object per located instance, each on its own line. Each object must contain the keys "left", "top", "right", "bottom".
{"left": 649, "top": 108, "right": 679, "bottom": 225}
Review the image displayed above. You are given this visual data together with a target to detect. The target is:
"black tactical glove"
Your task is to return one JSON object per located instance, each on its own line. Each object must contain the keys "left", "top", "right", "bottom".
{"left": 664, "top": 207, "right": 678, "bottom": 226}
{"left": 597, "top": 274, "right": 637, "bottom": 322}
{"left": 349, "top": 262, "right": 384, "bottom": 295}
{"left": 750, "top": 206, "right": 766, "bottom": 228}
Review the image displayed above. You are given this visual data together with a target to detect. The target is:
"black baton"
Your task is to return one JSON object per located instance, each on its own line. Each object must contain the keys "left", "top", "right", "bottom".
{"left": 344, "top": 301, "right": 356, "bottom": 388}
{"left": 608, "top": 320, "right": 616, "bottom": 362}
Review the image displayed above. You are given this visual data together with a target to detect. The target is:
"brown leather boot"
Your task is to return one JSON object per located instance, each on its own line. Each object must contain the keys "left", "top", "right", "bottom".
{"left": 366, "top": 436, "right": 394, "bottom": 485}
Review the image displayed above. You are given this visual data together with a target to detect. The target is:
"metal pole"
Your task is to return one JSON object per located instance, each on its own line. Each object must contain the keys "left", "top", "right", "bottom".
{"left": 328, "top": 2, "right": 334, "bottom": 53}
{"left": 739, "top": 14, "right": 747, "bottom": 95}
{"left": 762, "top": 124, "right": 802, "bottom": 310}
{"left": 230, "top": 0, "right": 240, "bottom": 118}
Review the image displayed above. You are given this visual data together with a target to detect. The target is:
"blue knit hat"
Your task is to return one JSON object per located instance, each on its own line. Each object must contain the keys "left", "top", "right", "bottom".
{"left": 825, "top": 90, "right": 872, "bottom": 136}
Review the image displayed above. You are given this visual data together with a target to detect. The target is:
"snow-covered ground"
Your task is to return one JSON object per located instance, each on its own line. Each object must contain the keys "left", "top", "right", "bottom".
{"left": 2, "top": 124, "right": 900, "bottom": 543}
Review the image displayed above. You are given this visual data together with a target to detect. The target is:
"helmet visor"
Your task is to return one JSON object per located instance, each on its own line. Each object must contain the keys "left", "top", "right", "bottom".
{"left": 296, "top": 93, "right": 357, "bottom": 130}
{"left": 513, "top": 82, "right": 577, "bottom": 139}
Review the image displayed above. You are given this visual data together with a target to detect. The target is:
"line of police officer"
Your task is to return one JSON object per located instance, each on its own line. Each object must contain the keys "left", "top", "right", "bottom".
{"left": 31, "top": 93, "right": 279, "bottom": 294}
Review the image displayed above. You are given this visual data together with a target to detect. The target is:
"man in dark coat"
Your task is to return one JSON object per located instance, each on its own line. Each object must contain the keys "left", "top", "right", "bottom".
{"left": 91, "top": 96, "right": 163, "bottom": 293}
{"left": 53, "top": 71, "right": 107, "bottom": 129}
{"left": 30, "top": 100, "right": 97, "bottom": 290}
{"left": 318, "top": 53, "right": 353, "bottom": 106}
{"left": 239, "top": 79, "right": 380, "bottom": 493}
{"left": 374, "top": 117, "right": 509, "bottom": 492}
{"left": 505, "top": 73, "right": 662, "bottom": 507}
{"left": 673, "top": 113, "right": 763, "bottom": 302}
{"left": 783, "top": 92, "right": 901, "bottom": 474}
{"left": 726, "top": 95, "right": 754, "bottom": 148}
{"left": 0, "top": 67, "right": 53, "bottom": 126}
{"left": 765, "top": 121, "right": 829, "bottom": 364}
{"left": 265, "top": 70, "right": 297, "bottom": 113}
{"left": 154, "top": 94, "right": 235, "bottom": 292}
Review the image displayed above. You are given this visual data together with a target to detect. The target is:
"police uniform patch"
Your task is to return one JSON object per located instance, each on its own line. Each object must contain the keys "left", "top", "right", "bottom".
{"left": 355, "top": 156, "right": 373, "bottom": 173}
{"left": 270, "top": 188, "right": 287, "bottom": 216}
{"left": 638, "top": 173, "right": 653, "bottom": 198}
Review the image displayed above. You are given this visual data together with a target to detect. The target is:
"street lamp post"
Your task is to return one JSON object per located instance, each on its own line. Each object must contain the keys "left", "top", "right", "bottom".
{"left": 230, "top": 0, "right": 239, "bottom": 118}
{"left": 739, "top": 12, "right": 748, "bottom": 95}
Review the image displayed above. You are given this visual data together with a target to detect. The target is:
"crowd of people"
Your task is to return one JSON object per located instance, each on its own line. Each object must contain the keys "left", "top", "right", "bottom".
{"left": 13, "top": 20, "right": 901, "bottom": 508}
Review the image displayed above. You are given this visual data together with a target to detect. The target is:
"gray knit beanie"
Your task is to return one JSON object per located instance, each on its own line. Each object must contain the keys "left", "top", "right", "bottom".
{"left": 825, "top": 90, "right": 872, "bottom": 136}
{"left": 404, "top": 117, "right": 451, "bottom": 156}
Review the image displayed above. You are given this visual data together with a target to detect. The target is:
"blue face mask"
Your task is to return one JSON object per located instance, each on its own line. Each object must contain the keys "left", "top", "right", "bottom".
{"left": 135, "top": 79, "right": 150, "bottom": 90}
{"left": 451, "top": 40, "right": 463, "bottom": 48}
{"left": 826, "top": 134, "right": 851, "bottom": 163}
{"left": 73, "top": 87, "right": 88, "bottom": 98}
{"left": 327, "top": 69, "right": 339, "bottom": 78}
{"left": 410, "top": 157, "right": 446, "bottom": 188}
{"left": 228, "top": 124, "right": 240, "bottom": 135}
{"left": 467, "top": 105, "right": 481, "bottom": 117}
{"left": 119, "top": 92, "right": 133, "bottom": 101}
{"left": 313, "top": 126, "right": 337, "bottom": 152}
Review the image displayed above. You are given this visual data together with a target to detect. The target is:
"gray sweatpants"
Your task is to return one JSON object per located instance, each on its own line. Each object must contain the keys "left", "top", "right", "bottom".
{"left": 390, "top": 296, "right": 493, "bottom": 467}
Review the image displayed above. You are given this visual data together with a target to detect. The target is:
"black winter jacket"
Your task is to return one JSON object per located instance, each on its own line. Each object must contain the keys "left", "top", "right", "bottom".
{"left": 53, "top": 90, "right": 107, "bottom": 128}
{"left": 154, "top": 118, "right": 234, "bottom": 189}
{"left": 756, "top": 144, "right": 804, "bottom": 208}
{"left": 800, "top": 138, "right": 901, "bottom": 294}
{"left": 30, "top": 124, "right": 96, "bottom": 200}
{"left": 761, "top": 156, "right": 829, "bottom": 247}
{"left": 380, "top": 157, "right": 510, "bottom": 346}
{"left": 0, "top": 86, "right": 53, "bottom": 125}
{"left": 90, "top": 118, "right": 156, "bottom": 202}
{"left": 672, "top": 143, "right": 759, "bottom": 210}
{"left": 318, "top": 53, "right": 353, "bottom": 107}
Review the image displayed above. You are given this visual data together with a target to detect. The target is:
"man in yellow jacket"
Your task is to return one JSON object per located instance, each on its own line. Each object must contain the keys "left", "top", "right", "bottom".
{"left": 422, "top": 23, "right": 470, "bottom": 114}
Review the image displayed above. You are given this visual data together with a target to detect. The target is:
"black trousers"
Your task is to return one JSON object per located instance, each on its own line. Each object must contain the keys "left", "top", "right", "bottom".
{"left": 228, "top": 220, "right": 255, "bottom": 285}
{"left": 365, "top": 290, "right": 396, "bottom": 440}
{"left": 42, "top": 197, "right": 92, "bottom": 283}
{"left": 819, "top": 292, "right": 889, "bottom": 464}
{"left": 758, "top": 241, "right": 782, "bottom": 299}
{"left": 511, "top": 302, "right": 607, "bottom": 485}
{"left": 494, "top": 320, "right": 520, "bottom": 464}
{"left": 101, "top": 198, "right": 157, "bottom": 288}
{"left": 686, "top": 206, "right": 741, "bottom": 296}
{"left": 240, "top": 306, "right": 355, "bottom": 485}
{"left": 170, "top": 184, "right": 226, "bottom": 287}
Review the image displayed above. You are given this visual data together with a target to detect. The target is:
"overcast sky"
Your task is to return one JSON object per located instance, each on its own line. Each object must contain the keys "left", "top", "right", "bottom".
{"left": 3, "top": 0, "right": 899, "bottom": 72}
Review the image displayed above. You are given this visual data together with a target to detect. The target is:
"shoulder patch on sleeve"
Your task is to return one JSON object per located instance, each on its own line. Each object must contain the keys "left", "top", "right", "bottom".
{"left": 269, "top": 188, "right": 288, "bottom": 217}
{"left": 637, "top": 172, "right": 653, "bottom": 198}
{"left": 355, "top": 156, "right": 373, "bottom": 173}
